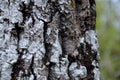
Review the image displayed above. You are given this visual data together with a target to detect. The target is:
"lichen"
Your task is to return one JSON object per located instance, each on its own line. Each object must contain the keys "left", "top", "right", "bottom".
{"left": 85, "top": 30, "right": 99, "bottom": 51}
{"left": 21, "top": 0, "right": 30, "bottom": 5}
{"left": 69, "top": 62, "right": 87, "bottom": 79}
{"left": 79, "top": 37, "right": 84, "bottom": 44}
{"left": 50, "top": 29, "right": 62, "bottom": 63}
{"left": 50, "top": 55, "right": 69, "bottom": 79}
{"left": 92, "top": 60, "right": 99, "bottom": 67}
{"left": 47, "top": 28, "right": 51, "bottom": 36}
{"left": 93, "top": 68, "right": 100, "bottom": 80}
{"left": 34, "top": 0, "right": 47, "bottom": 7}
{"left": 58, "top": 0, "right": 70, "bottom": 13}
{"left": 19, "top": 35, "right": 29, "bottom": 49}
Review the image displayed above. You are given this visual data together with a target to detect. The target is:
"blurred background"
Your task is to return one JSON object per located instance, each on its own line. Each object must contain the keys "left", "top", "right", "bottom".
{"left": 96, "top": 0, "right": 120, "bottom": 80}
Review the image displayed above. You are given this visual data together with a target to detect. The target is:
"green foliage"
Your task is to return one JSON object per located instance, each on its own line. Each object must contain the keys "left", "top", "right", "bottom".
{"left": 96, "top": 0, "right": 120, "bottom": 80}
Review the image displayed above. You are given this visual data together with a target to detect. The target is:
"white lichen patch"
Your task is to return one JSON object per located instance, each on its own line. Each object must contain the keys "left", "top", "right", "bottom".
{"left": 50, "top": 54, "right": 59, "bottom": 63}
{"left": 0, "top": 24, "right": 4, "bottom": 31}
{"left": 50, "top": 30, "right": 62, "bottom": 63}
{"left": 50, "top": 55, "right": 69, "bottom": 79}
{"left": 92, "top": 60, "right": 100, "bottom": 80}
{"left": 19, "top": 35, "right": 29, "bottom": 49}
{"left": 32, "top": 7, "right": 42, "bottom": 20}
{"left": 47, "top": 28, "right": 51, "bottom": 35}
{"left": 93, "top": 68, "right": 100, "bottom": 80}
{"left": 4, "top": 33, "right": 11, "bottom": 42}
{"left": 92, "top": 60, "right": 99, "bottom": 67}
{"left": 39, "top": 76, "right": 47, "bottom": 80}
{"left": 25, "top": 16, "right": 33, "bottom": 27}
{"left": 69, "top": 62, "right": 87, "bottom": 79}
{"left": 1, "top": 62, "right": 12, "bottom": 80}
{"left": 29, "top": 74, "right": 34, "bottom": 80}
{"left": 28, "top": 20, "right": 44, "bottom": 35}
{"left": 58, "top": 0, "right": 69, "bottom": 4}
{"left": 73, "top": 49, "right": 79, "bottom": 57}
{"left": 0, "top": 35, "right": 4, "bottom": 48}
{"left": 33, "top": 20, "right": 44, "bottom": 33}
{"left": 85, "top": 30, "right": 99, "bottom": 51}
{"left": 28, "top": 41, "right": 39, "bottom": 53}
{"left": 0, "top": 10, "right": 19, "bottom": 79}
{"left": 39, "top": 44, "right": 45, "bottom": 54}
{"left": 51, "top": 65, "right": 61, "bottom": 78}
{"left": 34, "top": 0, "right": 47, "bottom": 7}
{"left": 22, "top": 54, "right": 33, "bottom": 60}
{"left": 69, "top": 62, "right": 77, "bottom": 70}
{"left": 9, "top": 4, "right": 23, "bottom": 23}
{"left": 59, "top": 55, "right": 69, "bottom": 79}
{"left": 58, "top": 0, "right": 69, "bottom": 13}
{"left": 79, "top": 37, "right": 84, "bottom": 44}
{"left": 0, "top": 1, "right": 9, "bottom": 19}
{"left": 0, "top": 0, "right": 47, "bottom": 80}
{"left": 0, "top": 1, "right": 23, "bottom": 23}
{"left": 5, "top": 45, "right": 18, "bottom": 64}
{"left": 21, "top": 0, "right": 30, "bottom": 5}
{"left": 0, "top": 24, "right": 11, "bottom": 47}
{"left": 1, "top": 44, "right": 18, "bottom": 80}
{"left": 34, "top": 50, "right": 44, "bottom": 62}
{"left": 97, "top": 52, "right": 101, "bottom": 60}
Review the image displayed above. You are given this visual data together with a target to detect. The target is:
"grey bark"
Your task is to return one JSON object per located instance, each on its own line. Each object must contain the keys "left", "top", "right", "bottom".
{"left": 0, "top": 0, "right": 100, "bottom": 80}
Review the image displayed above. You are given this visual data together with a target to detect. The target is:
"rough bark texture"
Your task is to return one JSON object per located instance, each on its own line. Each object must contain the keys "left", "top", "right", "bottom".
{"left": 0, "top": 0, "right": 100, "bottom": 80}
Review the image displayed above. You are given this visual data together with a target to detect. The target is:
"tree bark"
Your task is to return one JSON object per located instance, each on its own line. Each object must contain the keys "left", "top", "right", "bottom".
{"left": 0, "top": 0, "right": 100, "bottom": 80}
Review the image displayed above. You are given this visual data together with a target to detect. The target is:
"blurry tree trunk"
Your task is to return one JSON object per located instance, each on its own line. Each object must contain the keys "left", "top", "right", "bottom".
{"left": 0, "top": 0, "right": 100, "bottom": 80}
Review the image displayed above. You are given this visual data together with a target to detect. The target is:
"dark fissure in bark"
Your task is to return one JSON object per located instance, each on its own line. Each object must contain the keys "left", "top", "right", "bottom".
{"left": 77, "top": 43, "right": 85, "bottom": 65}
{"left": 43, "top": 22, "right": 49, "bottom": 63}
{"left": 3, "top": 18, "right": 9, "bottom": 23}
{"left": 43, "top": 18, "right": 53, "bottom": 79}
{"left": 0, "top": 9, "right": 3, "bottom": 16}
{"left": 75, "top": 0, "right": 97, "bottom": 79}
{"left": 10, "top": 1, "right": 36, "bottom": 79}
{"left": 14, "top": 23, "right": 24, "bottom": 42}
{"left": 19, "top": 1, "right": 34, "bottom": 24}
{"left": 29, "top": 56, "right": 37, "bottom": 80}
{"left": 11, "top": 53, "right": 24, "bottom": 80}
{"left": 42, "top": 1, "right": 62, "bottom": 80}
{"left": 11, "top": 23, "right": 24, "bottom": 80}
{"left": 8, "top": 0, "right": 10, "bottom": 6}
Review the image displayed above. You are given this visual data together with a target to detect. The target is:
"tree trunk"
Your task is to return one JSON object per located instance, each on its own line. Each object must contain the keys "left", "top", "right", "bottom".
{"left": 0, "top": 0, "right": 100, "bottom": 80}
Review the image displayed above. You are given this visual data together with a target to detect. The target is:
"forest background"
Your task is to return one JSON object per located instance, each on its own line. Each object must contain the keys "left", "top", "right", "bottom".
{"left": 96, "top": 0, "right": 120, "bottom": 80}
